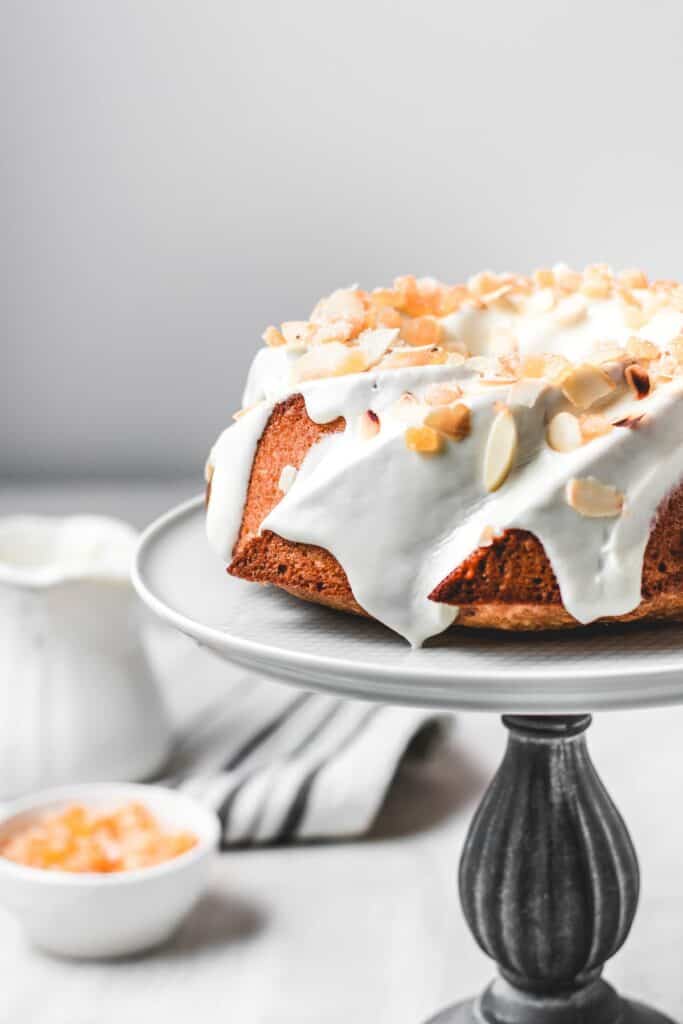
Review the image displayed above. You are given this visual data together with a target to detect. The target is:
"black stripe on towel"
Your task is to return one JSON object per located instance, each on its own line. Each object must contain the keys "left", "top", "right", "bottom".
{"left": 217, "top": 698, "right": 343, "bottom": 833}
{"left": 223, "top": 692, "right": 311, "bottom": 770}
{"left": 275, "top": 705, "right": 382, "bottom": 843}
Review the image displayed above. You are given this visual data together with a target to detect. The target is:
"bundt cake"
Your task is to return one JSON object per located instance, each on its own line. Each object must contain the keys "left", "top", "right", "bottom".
{"left": 205, "top": 265, "right": 683, "bottom": 645}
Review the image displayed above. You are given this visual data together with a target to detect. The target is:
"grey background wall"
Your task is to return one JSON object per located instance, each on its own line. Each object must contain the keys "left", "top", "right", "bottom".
{"left": 4, "top": 0, "right": 683, "bottom": 479}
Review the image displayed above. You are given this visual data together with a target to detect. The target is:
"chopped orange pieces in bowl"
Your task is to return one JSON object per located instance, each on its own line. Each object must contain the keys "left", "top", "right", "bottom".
{"left": 0, "top": 802, "right": 198, "bottom": 873}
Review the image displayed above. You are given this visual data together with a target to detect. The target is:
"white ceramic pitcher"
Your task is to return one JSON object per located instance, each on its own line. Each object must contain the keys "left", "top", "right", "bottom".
{"left": 0, "top": 515, "right": 172, "bottom": 799}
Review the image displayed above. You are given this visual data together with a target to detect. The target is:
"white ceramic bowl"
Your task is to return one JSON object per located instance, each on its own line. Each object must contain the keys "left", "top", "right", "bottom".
{"left": 0, "top": 783, "right": 220, "bottom": 958}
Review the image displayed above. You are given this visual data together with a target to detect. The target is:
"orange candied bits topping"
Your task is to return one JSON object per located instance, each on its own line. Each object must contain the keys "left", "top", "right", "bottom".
{"left": 0, "top": 801, "right": 198, "bottom": 874}
{"left": 228, "top": 265, "right": 683, "bottom": 408}
{"left": 263, "top": 264, "right": 683, "bottom": 352}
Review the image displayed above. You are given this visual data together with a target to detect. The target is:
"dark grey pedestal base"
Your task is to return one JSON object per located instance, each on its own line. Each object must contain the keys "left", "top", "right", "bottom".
{"left": 423, "top": 716, "right": 678, "bottom": 1024}
{"left": 426, "top": 979, "right": 676, "bottom": 1024}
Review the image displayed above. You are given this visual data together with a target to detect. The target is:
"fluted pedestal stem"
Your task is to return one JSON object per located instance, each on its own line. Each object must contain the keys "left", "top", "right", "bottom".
{"left": 426, "top": 715, "right": 675, "bottom": 1024}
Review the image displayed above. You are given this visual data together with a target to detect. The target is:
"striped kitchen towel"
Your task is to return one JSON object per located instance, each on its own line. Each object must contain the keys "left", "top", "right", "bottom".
{"left": 157, "top": 649, "right": 449, "bottom": 847}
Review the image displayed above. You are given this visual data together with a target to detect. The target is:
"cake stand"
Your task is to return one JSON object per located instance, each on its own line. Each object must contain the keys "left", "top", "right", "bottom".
{"left": 133, "top": 496, "right": 683, "bottom": 1024}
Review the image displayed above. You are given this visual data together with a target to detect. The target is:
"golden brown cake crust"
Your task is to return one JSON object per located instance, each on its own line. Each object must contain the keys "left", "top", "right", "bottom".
{"left": 224, "top": 394, "right": 683, "bottom": 631}
{"left": 235, "top": 394, "right": 345, "bottom": 549}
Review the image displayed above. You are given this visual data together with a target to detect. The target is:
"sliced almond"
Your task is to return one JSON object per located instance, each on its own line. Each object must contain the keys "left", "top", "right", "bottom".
{"left": 278, "top": 464, "right": 298, "bottom": 494}
{"left": 600, "top": 355, "right": 637, "bottom": 387}
{"left": 580, "top": 279, "right": 612, "bottom": 299}
{"left": 640, "top": 290, "right": 664, "bottom": 321}
{"left": 565, "top": 477, "right": 623, "bottom": 518}
{"left": 281, "top": 321, "right": 315, "bottom": 348}
{"left": 502, "top": 290, "right": 528, "bottom": 314}
{"left": 579, "top": 413, "right": 613, "bottom": 441}
{"left": 498, "top": 349, "right": 521, "bottom": 374}
{"left": 335, "top": 348, "right": 367, "bottom": 377}
{"left": 561, "top": 363, "right": 616, "bottom": 410}
{"left": 480, "top": 364, "right": 519, "bottom": 385}
{"left": 358, "top": 327, "right": 399, "bottom": 367}
{"left": 625, "top": 363, "right": 651, "bottom": 399}
{"left": 404, "top": 425, "right": 443, "bottom": 454}
{"left": 332, "top": 348, "right": 367, "bottom": 378}
{"left": 262, "top": 325, "right": 286, "bottom": 348}
{"left": 652, "top": 355, "right": 676, "bottom": 383}
{"left": 394, "top": 391, "right": 419, "bottom": 421}
{"left": 311, "top": 288, "right": 367, "bottom": 332}
{"left": 653, "top": 278, "right": 678, "bottom": 295}
{"left": 292, "top": 342, "right": 367, "bottom": 383}
{"left": 465, "top": 355, "right": 497, "bottom": 375}
{"left": 438, "top": 284, "right": 470, "bottom": 316}
{"left": 424, "top": 403, "right": 471, "bottom": 441}
{"left": 617, "top": 285, "right": 640, "bottom": 308}
{"left": 507, "top": 378, "right": 547, "bottom": 407}
{"left": 621, "top": 302, "right": 648, "bottom": 329}
{"left": 483, "top": 407, "right": 518, "bottom": 492}
{"left": 480, "top": 284, "right": 515, "bottom": 309}
{"left": 589, "top": 340, "right": 624, "bottom": 365}
{"left": 547, "top": 411, "right": 582, "bottom": 452}
{"left": 359, "top": 409, "right": 380, "bottom": 440}
{"left": 521, "top": 352, "right": 572, "bottom": 384}
{"left": 489, "top": 328, "right": 519, "bottom": 357}
{"left": 467, "top": 271, "right": 501, "bottom": 297}
{"left": 378, "top": 346, "right": 447, "bottom": 370}
{"left": 311, "top": 319, "right": 356, "bottom": 344}
{"left": 425, "top": 382, "right": 463, "bottom": 406}
{"left": 618, "top": 268, "right": 648, "bottom": 290}
{"left": 444, "top": 336, "right": 469, "bottom": 358}
{"left": 626, "top": 336, "right": 659, "bottom": 362}
{"left": 525, "top": 287, "right": 555, "bottom": 315}
{"left": 553, "top": 264, "right": 582, "bottom": 292}
{"left": 552, "top": 293, "right": 587, "bottom": 327}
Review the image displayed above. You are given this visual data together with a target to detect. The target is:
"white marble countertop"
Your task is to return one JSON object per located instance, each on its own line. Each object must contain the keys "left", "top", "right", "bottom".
{"left": 0, "top": 481, "right": 681, "bottom": 1023}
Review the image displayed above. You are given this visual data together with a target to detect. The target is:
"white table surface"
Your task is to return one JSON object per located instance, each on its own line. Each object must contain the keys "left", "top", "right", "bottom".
{"left": 1, "top": 480, "right": 682, "bottom": 1024}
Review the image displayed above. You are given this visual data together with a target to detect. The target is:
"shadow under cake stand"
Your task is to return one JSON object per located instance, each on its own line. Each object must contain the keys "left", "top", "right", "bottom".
{"left": 133, "top": 496, "right": 683, "bottom": 1024}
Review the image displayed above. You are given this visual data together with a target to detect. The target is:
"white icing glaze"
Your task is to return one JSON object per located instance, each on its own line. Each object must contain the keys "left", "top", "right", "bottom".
{"left": 206, "top": 288, "right": 683, "bottom": 646}
{"left": 206, "top": 401, "right": 273, "bottom": 562}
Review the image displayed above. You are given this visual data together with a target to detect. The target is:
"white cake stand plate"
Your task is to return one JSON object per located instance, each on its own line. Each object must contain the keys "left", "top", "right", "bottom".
{"left": 133, "top": 496, "right": 683, "bottom": 1024}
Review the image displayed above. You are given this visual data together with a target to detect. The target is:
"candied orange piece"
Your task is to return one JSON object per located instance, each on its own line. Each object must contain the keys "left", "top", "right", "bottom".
{"left": 369, "top": 287, "right": 399, "bottom": 309}
{"left": 366, "top": 306, "right": 401, "bottom": 330}
{"left": 310, "top": 289, "right": 368, "bottom": 337}
{"left": 404, "top": 425, "right": 443, "bottom": 454}
{"left": 393, "top": 275, "right": 421, "bottom": 314}
{"left": 437, "top": 284, "right": 469, "bottom": 316}
{"left": 400, "top": 315, "right": 443, "bottom": 347}
{"left": 0, "top": 801, "right": 198, "bottom": 874}
{"left": 262, "top": 325, "right": 286, "bottom": 347}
